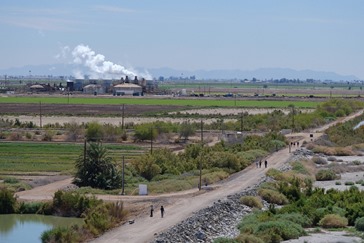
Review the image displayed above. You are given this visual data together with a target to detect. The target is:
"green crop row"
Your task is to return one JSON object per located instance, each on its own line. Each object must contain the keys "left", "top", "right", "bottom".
{"left": 0, "top": 96, "right": 319, "bottom": 108}
{"left": 0, "top": 142, "right": 144, "bottom": 173}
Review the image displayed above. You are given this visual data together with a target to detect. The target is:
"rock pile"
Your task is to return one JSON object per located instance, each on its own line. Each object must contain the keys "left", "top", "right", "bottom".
{"left": 152, "top": 183, "right": 265, "bottom": 243}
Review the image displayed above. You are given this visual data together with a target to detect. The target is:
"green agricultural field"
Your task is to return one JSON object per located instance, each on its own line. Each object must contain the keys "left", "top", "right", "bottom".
{"left": 0, "top": 142, "right": 144, "bottom": 173}
{"left": 0, "top": 96, "right": 319, "bottom": 108}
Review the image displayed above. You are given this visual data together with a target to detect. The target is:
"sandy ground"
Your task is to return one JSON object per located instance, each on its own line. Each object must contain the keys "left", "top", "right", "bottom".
{"left": 14, "top": 109, "right": 364, "bottom": 243}
{"left": 2, "top": 108, "right": 301, "bottom": 126}
{"left": 283, "top": 230, "right": 363, "bottom": 243}
{"left": 1, "top": 115, "right": 228, "bottom": 126}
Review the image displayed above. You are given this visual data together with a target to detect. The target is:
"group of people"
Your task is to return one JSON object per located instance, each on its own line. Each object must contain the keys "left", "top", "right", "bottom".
{"left": 150, "top": 205, "right": 165, "bottom": 218}
{"left": 256, "top": 160, "right": 268, "bottom": 168}
{"left": 290, "top": 141, "right": 300, "bottom": 147}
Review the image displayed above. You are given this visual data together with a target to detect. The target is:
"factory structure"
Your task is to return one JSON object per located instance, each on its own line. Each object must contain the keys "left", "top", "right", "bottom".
{"left": 66, "top": 76, "right": 156, "bottom": 96}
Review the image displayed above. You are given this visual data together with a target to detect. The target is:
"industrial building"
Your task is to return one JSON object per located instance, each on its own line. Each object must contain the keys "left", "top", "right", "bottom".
{"left": 113, "top": 83, "right": 143, "bottom": 96}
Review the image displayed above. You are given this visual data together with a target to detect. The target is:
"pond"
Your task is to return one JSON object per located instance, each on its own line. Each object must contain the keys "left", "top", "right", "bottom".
{"left": 0, "top": 214, "right": 84, "bottom": 243}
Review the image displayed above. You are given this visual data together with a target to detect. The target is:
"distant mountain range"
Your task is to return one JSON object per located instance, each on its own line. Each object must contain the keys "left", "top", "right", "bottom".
{"left": 0, "top": 64, "right": 359, "bottom": 81}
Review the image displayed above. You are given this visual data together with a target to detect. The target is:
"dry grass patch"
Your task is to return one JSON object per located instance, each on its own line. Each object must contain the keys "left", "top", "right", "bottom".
{"left": 258, "top": 189, "right": 289, "bottom": 205}
{"left": 240, "top": 196, "right": 263, "bottom": 209}
{"left": 318, "top": 214, "right": 348, "bottom": 228}
{"left": 311, "top": 145, "right": 355, "bottom": 156}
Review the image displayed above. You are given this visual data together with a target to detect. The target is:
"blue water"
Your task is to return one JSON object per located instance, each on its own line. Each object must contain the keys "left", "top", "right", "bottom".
{"left": 0, "top": 214, "right": 83, "bottom": 243}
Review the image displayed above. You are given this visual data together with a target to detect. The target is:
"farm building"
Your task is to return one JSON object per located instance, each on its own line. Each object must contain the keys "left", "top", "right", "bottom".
{"left": 113, "top": 83, "right": 143, "bottom": 96}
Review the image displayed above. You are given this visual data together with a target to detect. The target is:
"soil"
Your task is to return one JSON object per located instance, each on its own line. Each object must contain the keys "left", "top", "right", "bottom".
{"left": 0, "top": 103, "right": 185, "bottom": 116}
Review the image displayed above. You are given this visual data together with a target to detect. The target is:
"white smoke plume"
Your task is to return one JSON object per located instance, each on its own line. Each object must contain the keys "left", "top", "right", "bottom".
{"left": 71, "top": 44, "right": 152, "bottom": 80}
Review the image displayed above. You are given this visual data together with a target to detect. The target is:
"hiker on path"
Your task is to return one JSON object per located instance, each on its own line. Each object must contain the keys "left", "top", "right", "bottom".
{"left": 150, "top": 205, "right": 154, "bottom": 217}
{"left": 256, "top": 160, "right": 259, "bottom": 168}
{"left": 160, "top": 206, "right": 165, "bottom": 218}
{"left": 264, "top": 160, "right": 268, "bottom": 168}
{"left": 259, "top": 160, "right": 262, "bottom": 168}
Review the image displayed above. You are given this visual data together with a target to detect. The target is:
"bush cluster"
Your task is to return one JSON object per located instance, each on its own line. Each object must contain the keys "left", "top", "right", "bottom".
{"left": 258, "top": 189, "right": 289, "bottom": 205}
{"left": 315, "top": 169, "right": 337, "bottom": 181}
{"left": 318, "top": 214, "right": 348, "bottom": 228}
{"left": 240, "top": 196, "right": 263, "bottom": 209}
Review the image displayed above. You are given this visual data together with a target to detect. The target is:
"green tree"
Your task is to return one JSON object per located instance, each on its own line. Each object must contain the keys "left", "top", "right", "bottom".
{"left": 134, "top": 124, "right": 157, "bottom": 141}
{"left": 0, "top": 187, "right": 16, "bottom": 213}
{"left": 74, "top": 142, "right": 122, "bottom": 189}
{"left": 86, "top": 122, "right": 104, "bottom": 142}
{"left": 179, "top": 121, "right": 195, "bottom": 141}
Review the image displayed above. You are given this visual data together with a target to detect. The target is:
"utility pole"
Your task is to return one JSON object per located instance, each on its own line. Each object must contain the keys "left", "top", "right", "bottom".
{"left": 121, "top": 104, "right": 125, "bottom": 130}
{"left": 39, "top": 101, "right": 42, "bottom": 128}
{"left": 83, "top": 138, "right": 87, "bottom": 164}
{"left": 121, "top": 155, "right": 125, "bottom": 195}
{"left": 199, "top": 120, "right": 203, "bottom": 191}
{"left": 150, "top": 126, "right": 153, "bottom": 154}
{"left": 291, "top": 106, "right": 295, "bottom": 133}
{"left": 240, "top": 112, "right": 244, "bottom": 134}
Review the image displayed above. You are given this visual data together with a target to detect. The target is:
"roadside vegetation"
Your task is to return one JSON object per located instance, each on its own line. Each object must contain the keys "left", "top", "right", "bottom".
{"left": 0, "top": 187, "right": 127, "bottom": 242}
{"left": 216, "top": 158, "right": 364, "bottom": 243}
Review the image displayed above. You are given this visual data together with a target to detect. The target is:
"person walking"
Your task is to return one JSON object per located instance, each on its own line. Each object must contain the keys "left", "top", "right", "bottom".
{"left": 150, "top": 205, "right": 154, "bottom": 217}
{"left": 160, "top": 206, "right": 165, "bottom": 218}
{"left": 256, "top": 160, "right": 259, "bottom": 168}
{"left": 259, "top": 160, "right": 262, "bottom": 168}
{"left": 264, "top": 160, "right": 268, "bottom": 168}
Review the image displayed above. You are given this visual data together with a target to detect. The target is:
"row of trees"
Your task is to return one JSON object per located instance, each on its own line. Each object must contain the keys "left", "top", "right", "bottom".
{"left": 73, "top": 132, "right": 286, "bottom": 188}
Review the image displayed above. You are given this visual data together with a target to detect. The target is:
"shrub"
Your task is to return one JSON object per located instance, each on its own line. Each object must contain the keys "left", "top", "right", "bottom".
{"left": 41, "top": 225, "right": 82, "bottom": 243}
{"left": 258, "top": 189, "right": 289, "bottom": 205}
{"left": 4, "top": 177, "right": 19, "bottom": 184}
{"left": 355, "top": 217, "right": 364, "bottom": 231}
{"left": 25, "top": 132, "right": 32, "bottom": 139}
{"left": 312, "top": 156, "right": 327, "bottom": 165}
{"left": 0, "top": 187, "right": 16, "bottom": 213}
{"left": 235, "top": 234, "right": 264, "bottom": 243}
{"left": 315, "top": 169, "right": 337, "bottom": 181}
{"left": 8, "top": 132, "right": 21, "bottom": 141}
{"left": 275, "top": 213, "right": 312, "bottom": 227}
{"left": 355, "top": 180, "right": 364, "bottom": 185}
{"left": 344, "top": 181, "right": 354, "bottom": 186}
{"left": 254, "top": 220, "right": 305, "bottom": 242}
{"left": 240, "top": 196, "right": 263, "bottom": 209}
{"left": 266, "top": 168, "right": 283, "bottom": 180}
{"left": 327, "top": 156, "right": 337, "bottom": 162}
{"left": 52, "top": 190, "right": 101, "bottom": 217}
{"left": 85, "top": 201, "right": 127, "bottom": 236}
{"left": 42, "top": 129, "right": 54, "bottom": 141}
{"left": 352, "top": 160, "right": 361, "bottom": 165}
{"left": 214, "top": 238, "right": 238, "bottom": 243}
{"left": 335, "top": 181, "right": 342, "bottom": 185}
{"left": 17, "top": 202, "right": 45, "bottom": 214}
{"left": 318, "top": 214, "right": 348, "bottom": 228}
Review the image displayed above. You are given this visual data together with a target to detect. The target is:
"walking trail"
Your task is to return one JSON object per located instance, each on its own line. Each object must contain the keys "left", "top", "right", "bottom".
{"left": 15, "top": 109, "right": 364, "bottom": 243}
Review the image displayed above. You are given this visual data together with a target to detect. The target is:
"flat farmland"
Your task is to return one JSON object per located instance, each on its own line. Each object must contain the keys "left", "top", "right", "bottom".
{"left": 0, "top": 142, "right": 144, "bottom": 173}
{"left": 0, "top": 96, "right": 320, "bottom": 117}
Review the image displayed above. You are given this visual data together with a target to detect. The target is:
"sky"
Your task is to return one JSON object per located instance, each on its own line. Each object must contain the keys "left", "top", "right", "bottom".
{"left": 0, "top": 0, "right": 363, "bottom": 79}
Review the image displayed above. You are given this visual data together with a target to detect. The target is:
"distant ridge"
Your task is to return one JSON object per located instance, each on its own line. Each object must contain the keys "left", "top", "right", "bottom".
{"left": 0, "top": 64, "right": 359, "bottom": 81}
{"left": 147, "top": 67, "right": 359, "bottom": 81}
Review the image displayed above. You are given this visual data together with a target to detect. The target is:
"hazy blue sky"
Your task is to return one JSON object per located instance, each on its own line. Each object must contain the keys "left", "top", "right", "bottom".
{"left": 0, "top": 0, "right": 363, "bottom": 78}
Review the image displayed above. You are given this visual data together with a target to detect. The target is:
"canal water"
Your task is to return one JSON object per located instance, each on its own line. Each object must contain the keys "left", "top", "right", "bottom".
{"left": 0, "top": 214, "right": 83, "bottom": 243}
